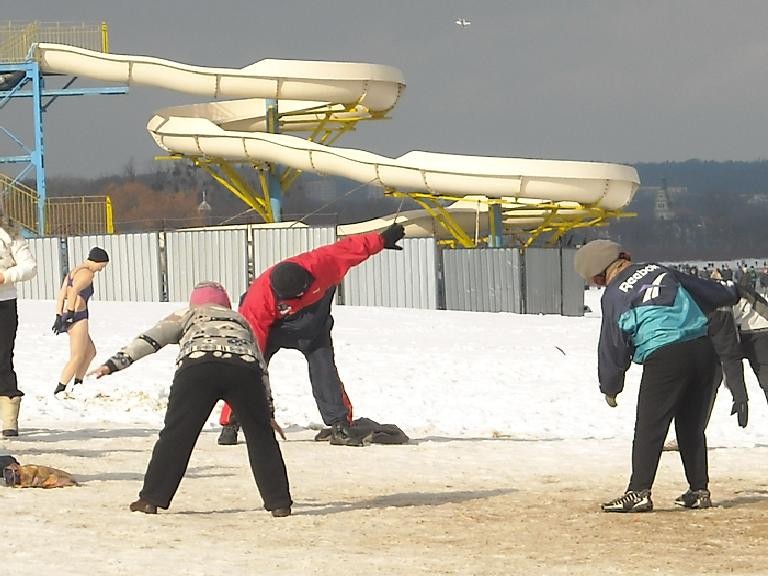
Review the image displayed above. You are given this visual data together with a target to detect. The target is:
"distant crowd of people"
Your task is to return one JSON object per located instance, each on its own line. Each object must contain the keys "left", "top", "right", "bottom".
{"left": 670, "top": 262, "right": 768, "bottom": 295}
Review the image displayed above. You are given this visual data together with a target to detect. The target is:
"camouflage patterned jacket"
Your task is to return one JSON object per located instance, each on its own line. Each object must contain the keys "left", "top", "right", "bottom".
{"left": 104, "top": 304, "right": 274, "bottom": 412}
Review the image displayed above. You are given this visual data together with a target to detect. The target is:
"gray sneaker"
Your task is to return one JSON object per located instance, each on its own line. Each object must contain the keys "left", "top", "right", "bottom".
{"left": 674, "top": 489, "right": 711, "bottom": 509}
{"left": 601, "top": 490, "right": 653, "bottom": 513}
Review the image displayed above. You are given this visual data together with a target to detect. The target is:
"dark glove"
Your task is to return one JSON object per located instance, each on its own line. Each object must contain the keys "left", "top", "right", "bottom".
{"left": 380, "top": 223, "right": 405, "bottom": 250}
{"left": 59, "top": 310, "right": 75, "bottom": 333}
{"left": 731, "top": 400, "right": 748, "bottom": 428}
{"left": 605, "top": 394, "right": 618, "bottom": 408}
{"left": 52, "top": 314, "right": 64, "bottom": 335}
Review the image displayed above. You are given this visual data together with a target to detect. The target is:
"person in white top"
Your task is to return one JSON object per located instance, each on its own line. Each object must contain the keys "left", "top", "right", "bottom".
{"left": 0, "top": 207, "right": 37, "bottom": 437}
{"left": 732, "top": 287, "right": 768, "bottom": 401}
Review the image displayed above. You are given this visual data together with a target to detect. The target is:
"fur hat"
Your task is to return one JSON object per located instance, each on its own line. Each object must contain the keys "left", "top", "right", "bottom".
{"left": 269, "top": 262, "right": 314, "bottom": 300}
{"left": 87, "top": 247, "right": 109, "bottom": 263}
{"left": 189, "top": 281, "right": 232, "bottom": 309}
{"left": 574, "top": 240, "right": 622, "bottom": 280}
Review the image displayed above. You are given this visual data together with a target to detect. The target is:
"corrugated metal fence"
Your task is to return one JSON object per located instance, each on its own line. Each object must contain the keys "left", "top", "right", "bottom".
{"left": 15, "top": 227, "right": 585, "bottom": 315}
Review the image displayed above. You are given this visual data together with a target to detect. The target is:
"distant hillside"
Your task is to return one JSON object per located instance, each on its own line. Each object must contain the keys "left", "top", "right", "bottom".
{"left": 38, "top": 159, "right": 768, "bottom": 261}
{"left": 604, "top": 160, "right": 768, "bottom": 261}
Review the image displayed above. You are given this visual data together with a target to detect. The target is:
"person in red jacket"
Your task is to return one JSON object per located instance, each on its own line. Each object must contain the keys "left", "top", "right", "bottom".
{"left": 217, "top": 223, "right": 406, "bottom": 447}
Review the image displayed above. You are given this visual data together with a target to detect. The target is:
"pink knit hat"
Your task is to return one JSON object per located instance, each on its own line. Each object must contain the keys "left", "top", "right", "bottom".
{"left": 189, "top": 281, "right": 232, "bottom": 309}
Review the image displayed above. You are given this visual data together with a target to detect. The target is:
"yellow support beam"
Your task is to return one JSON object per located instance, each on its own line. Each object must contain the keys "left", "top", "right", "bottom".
{"left": 385, "top": 190, "right": 477, "bottom": 248}
{"left": 101, "top": 21, "right": 109, "bottom": 53}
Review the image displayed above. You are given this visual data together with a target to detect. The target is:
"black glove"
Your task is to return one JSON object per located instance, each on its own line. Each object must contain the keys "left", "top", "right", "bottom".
{"left": 380, "top": 223, "right": 405, "bottom": 250}
{"left": 52, "top": 314, "right": 64, "bottom": 335}
{"left": 59, "top": 310, "right": 75, "bottom": 333}
{"left": 731, "top": 400, "right": 748, "bottom": 428}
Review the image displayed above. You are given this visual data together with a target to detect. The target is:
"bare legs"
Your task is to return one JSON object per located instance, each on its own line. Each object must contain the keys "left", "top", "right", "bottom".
{"left": 58, "top": 319, "right": 96, "bottom": 387}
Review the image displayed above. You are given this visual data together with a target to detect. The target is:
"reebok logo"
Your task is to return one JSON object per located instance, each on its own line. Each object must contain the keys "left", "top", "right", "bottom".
{"left": 618, "top": 264, "right": 660, "bottom": 293}
{"left": 640, "top": 272, "right": 667, "bottom": 302}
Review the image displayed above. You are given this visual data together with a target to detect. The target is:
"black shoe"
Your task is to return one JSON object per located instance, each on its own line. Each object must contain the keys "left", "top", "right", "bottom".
{"left": 2, "top": 429, "right": 18, "bottom": 437}
{"left": 313, "top": 427, "right": 332, "bottom": 442}
{"left": 54, "top": 383, "right": 66, "bottom": 395}
{"left": 329, "top": 422, "right": 372, "bottom": 447}
{"left": 271, "top": 507, "right": 291, "bottom": 517}
{"left": 217, "top": 424, "right": 239, "bottom": 446}
{"left": 129, "top": 498, "right": 158, "bottom": 514}
{"left": 674, "top": 489, "right": 711, "bottom": 509}
{"left": 601, "top": 490, "right": 653, "bottom": 513}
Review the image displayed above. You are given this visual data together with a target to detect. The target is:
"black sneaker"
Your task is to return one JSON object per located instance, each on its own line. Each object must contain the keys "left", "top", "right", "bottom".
{"left": 271, "top": 507, "right": 291, "bottom": 518}
{"left": 329, "top": 422, "right": 372, "bottom": 447}
{"left": 217, "top": 424, "right": 239, "bottom": 446}
{"left": 601, "top": 490, "right": 653, "bottom": 513}
{"left": 674, "top": 489, "right": 711, "bottom": 509}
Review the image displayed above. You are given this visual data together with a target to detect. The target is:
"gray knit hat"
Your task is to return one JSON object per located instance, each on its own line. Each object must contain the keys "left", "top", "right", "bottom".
{"left": 574, "top": 240, "right": 622, "bottom": 280}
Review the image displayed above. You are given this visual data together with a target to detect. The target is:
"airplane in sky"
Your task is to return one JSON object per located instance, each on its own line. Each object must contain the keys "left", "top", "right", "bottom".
{"left": 455, "top": 18, "right": 471, "bottom": 27}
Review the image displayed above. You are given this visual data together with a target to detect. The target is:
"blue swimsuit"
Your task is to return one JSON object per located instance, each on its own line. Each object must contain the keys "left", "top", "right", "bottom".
{"left": 66, "top": 273, "right": 94, "bottom": 326}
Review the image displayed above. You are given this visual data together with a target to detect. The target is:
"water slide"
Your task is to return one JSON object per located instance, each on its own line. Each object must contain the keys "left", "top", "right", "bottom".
{"left": 33, "top": 43, "right": 640, "bottom": 239}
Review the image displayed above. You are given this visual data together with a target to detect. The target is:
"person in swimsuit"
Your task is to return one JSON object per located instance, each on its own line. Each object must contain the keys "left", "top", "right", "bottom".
{"left": 52, "top": 247, "right": 109, "bottom": 395}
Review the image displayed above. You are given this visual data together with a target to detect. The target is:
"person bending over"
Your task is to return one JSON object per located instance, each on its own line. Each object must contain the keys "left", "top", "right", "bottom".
{"left": 574, "top": 240, "right": 738, "bottom": 513}
{"left": 218, "top": 223, "right": 405, "bottom": 447}
{"left": 89, "top": 281, "right": 292, "bottom": 517}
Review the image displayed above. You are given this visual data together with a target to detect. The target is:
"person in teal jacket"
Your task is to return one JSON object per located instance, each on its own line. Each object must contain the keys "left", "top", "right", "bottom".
{"left": 575, "top": 240, "right": 738, "bottom": 513}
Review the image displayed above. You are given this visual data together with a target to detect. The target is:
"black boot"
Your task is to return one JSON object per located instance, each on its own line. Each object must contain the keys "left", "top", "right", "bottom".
{"left": 217, "top": 424, "right": 239, "bottom": 446}
{"left": 129, "top": 498, "right": 158, "bottom": 514}
{"left": 329, "top": 421, "right": 372, "bottom": 447}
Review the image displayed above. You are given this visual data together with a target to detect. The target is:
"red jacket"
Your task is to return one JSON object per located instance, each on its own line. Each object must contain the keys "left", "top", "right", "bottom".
{"left": 239, "top": 231, "right": 385, "bottom": 351}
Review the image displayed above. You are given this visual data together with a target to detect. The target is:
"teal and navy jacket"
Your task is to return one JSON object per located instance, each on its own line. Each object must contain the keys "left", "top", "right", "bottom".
{"left": 598, "top": 263, "right": 738, "bottom": 396}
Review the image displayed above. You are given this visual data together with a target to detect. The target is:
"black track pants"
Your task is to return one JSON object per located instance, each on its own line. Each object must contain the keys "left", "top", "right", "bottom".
{"left": 628, "top": 337, "right": 717, "bottom": 493}
{"left": 140, "top": 362, "right": 292, "bottom": 511}
{"left": 0, "top": 299, "right": 20, "bottom": 397}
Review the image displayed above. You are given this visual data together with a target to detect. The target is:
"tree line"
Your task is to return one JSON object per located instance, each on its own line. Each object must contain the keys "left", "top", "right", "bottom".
{"left": 42, "top": 159, "right": 768, "bottom": 261}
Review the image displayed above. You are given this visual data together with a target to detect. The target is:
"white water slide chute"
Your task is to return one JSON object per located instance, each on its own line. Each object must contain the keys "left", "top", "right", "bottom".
{"left": 34, "top": 42, "right": 639, "bottom": 246}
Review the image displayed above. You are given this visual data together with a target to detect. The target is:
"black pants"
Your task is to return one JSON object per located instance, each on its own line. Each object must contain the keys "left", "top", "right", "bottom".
{"left": 741, "top": 331, "right": 768, "bottom": 396}
{"left": 628, "top": 337, "right": 717, "bottom": 493}
{"left": 0, "top": 299, "right": 20, "bottom": 397}
{"left": 140, "top": 362, "right": 292, "bottom": 511}
{"left": 708, "top": 310, "right": 747, "bottom": 402}
{"left": 266, "top": 326, "right": 351, "bottom": 426}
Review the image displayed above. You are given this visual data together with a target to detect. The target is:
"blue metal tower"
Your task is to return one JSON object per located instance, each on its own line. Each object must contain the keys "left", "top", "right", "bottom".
{"left": 0, "top": 22, "right": 127, "bottom": 235}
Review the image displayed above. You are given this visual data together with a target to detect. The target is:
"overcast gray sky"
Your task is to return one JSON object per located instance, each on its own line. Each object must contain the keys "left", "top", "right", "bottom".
{"left": 4, "top": 1, "right": 768, "bottom": 178}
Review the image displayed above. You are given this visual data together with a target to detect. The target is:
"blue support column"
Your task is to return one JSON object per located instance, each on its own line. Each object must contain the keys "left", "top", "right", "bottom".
{"left": 29, "top": 62, "right": 46, "bottom": 235}
{"left": 1, "top": 59, "right": 128, "bottom": 236}
{"left": 488, "top": 203, "right": 503, "bottom": 247}
{"left": 266, "top": 98, "right": 283, "bottom": 222}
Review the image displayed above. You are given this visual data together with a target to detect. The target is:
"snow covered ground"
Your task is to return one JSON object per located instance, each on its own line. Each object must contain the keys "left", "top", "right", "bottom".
{"left": 14, "top": 288, "right": 768, "bottom": 446}
{"left": 5, "top": 288, "right": 768, "bottom": 575}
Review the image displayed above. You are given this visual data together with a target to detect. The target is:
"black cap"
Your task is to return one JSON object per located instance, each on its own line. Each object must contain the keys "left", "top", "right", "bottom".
{"left": 269, "top": 262, "right": 314, "bottom": 300}
{"left": 88, "top": 247, "right": 109, "bottom": 263}
{"left": 0, "top": 455, "right": 18, "bottom": 470}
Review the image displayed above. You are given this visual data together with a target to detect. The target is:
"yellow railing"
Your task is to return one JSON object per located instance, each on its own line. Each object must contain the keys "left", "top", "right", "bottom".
{"left": 0, "top": 173, "right": 113, "bottom": 235}
{"left": 0, "top": 173, "right": 37, "bottom": 231}
{"left": 45, "top": 195, "right": 114, "bottom": 235}
{"left": 0, "top": 21, "right": 109, "bottom": 63}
